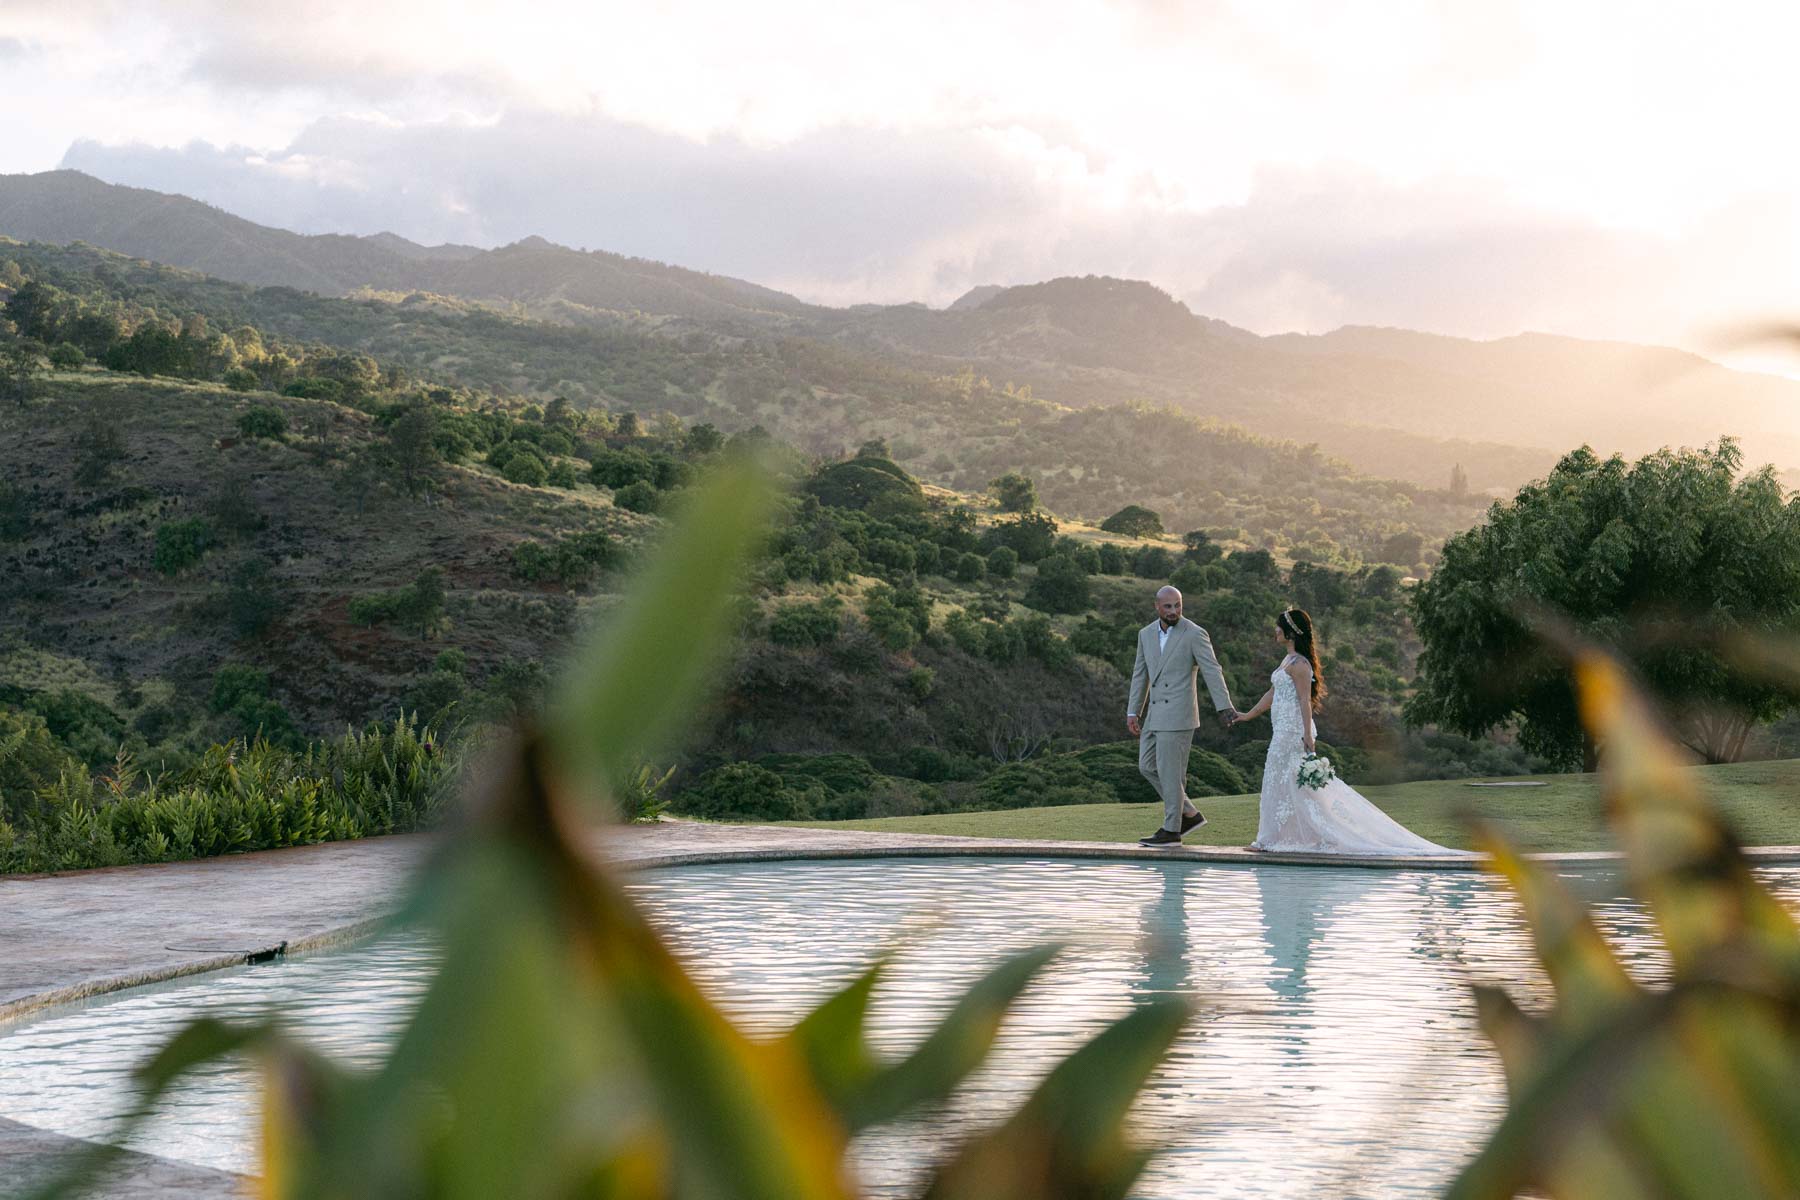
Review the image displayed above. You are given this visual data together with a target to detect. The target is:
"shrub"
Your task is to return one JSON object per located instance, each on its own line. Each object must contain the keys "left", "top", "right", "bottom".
{"left": 906, "top": 666, "right": 936, "bottom": 700}
{"left": 237, "top": 407, "right": 288, "bottom": 439}
{"left": 225, "top": 557, "right": 284, "bottom": 636}
{"left": 613, "top": 481, "right": 662, "bottom": 513}
{"left": 864, "top": 584, "right": 931, "bottom": 651}
{"left": 589, "top": 447, "right": 658, "bottom": 489}
{"left": 502, "top": 452, "right": 549, "bottom": 487}
{"left": 222, "top": 366, "right": 259, "bottom": 392}
{"left": 281, "top": 377, "right": 344, "bottom": 403}
{"left": 1023, "top": 553, "right": 1091, "bottom": 614}
{"left": 350, "top": 569, "right": 449, "bottom": 638}
{"left": 207, "top": 664, "right": 299, "bottom": 747}
{"left": 153, "top": 518, "right": 214, "bottom": 575}
{"left": 546, "top": 460, "right": 578, "bottom": 489}
{"left": 1132, "top": 545, "right": 1174, "bottom": 579}
{"left": 986, "top": 546, "right": 1019, "bottom": 579}
{"left": 952, "top": 551, "right": 985, "bottom": 582}
{"left": 48, "top": 342, "right": 84, "bottom": 369}
{"left": 1015, "top": 614, "right": 1075, "bottom": 671}
{"left": 767, "top": 598, "right": 844, "bottom": 647}
{"left": 673, "top": 762, "right": 823, "bottom": 821}
{"left": 1097, "top": 543, "right": 1129, "bottom": 575}
{"left": 0, "top": 716, "right": 449, "bottom": 873}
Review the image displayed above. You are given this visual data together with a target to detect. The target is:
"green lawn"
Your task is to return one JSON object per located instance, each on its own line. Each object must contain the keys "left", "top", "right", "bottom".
{"left": 788, "top": 759, "right": 1800, "bottom": 852}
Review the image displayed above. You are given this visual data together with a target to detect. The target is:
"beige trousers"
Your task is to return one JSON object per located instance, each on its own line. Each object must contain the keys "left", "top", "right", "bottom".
{"left": 1138, "top": 727, "right": 1198, "bottom": 832}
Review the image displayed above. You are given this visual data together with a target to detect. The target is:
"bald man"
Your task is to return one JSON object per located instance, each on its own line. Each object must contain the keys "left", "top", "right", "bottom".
{"left": 1127, "top": 585, "right": 1238, "bottom": 847}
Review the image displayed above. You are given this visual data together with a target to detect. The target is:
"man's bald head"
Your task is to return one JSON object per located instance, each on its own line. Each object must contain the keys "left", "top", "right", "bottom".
{"left": 1155, "top": 586, "right": 1182, "bottom": 626}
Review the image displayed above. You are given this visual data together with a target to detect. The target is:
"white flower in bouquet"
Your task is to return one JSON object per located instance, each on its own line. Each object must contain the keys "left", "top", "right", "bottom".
{"left": 1296, "top": 753, "right": 1335, "bottom": 790}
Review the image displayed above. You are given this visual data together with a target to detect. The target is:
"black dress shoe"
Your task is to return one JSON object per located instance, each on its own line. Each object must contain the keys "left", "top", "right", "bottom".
{"left": 1180, "top": 810, "right": 1207, "bottom": 834}
{"left": 1138, "top": 828, "right": 1182, "bottom": 847}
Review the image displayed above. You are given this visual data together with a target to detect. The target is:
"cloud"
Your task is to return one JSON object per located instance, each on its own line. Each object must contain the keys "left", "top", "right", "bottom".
{"left": 56, "top": 108, "right": 1746, "bottom": 356}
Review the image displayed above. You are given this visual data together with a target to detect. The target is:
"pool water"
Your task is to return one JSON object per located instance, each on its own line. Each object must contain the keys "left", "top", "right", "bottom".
{"left": 4, "top": 857, "right": 1797, "bottom": 1198}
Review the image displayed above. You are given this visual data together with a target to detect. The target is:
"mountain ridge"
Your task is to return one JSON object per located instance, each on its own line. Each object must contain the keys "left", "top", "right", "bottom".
{"left": 7, "top": 169, "right": 1800, "bottom": 487}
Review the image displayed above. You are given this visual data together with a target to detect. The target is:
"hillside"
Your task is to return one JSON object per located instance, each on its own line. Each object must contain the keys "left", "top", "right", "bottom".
{"left": 0, "top": 170, "right": 815, "bottom": 328}
{"left": 8, "top": 172, "right": 1800, "bottom": 495}
{"left": 0, "top": 240, "right": 1490, "bottom": 566}
{"left": 832, "top": 276, "right": 1800, "bottom": 488}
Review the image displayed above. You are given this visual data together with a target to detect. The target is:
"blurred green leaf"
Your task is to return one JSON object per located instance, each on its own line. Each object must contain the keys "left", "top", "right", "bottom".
{"left": 548, "top": 459, "right": 777, "bottom": 812}
{"left": 787, "top": 944, "right": 1061, "bottom": 1132}
{"left": 1453, "top": 648, "right": 1800, "bottom": 1200}
{"left": 924, "top": 998, "right": 1190, "bottom": 1200}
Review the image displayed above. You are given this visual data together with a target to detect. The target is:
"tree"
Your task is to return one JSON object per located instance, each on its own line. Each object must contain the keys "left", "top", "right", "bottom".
{"left": 1407, "top": 441, "right": 1800, "bottom": 768}
{"left": 397, "top": 567, "right": 449, "bottom": 639}
{"left": 1181, "top": 530, "right": 1222, "bottom": 564}
{"left": 3, "top": 280, "right": 61, "bottom": 342}
{"left": 991, "top": 511, "right": 1058, "bottom": 563}
{"left": 73, "top": 411, "right": 126, "bottom": 486}
{"left": 989, "top": 471, "right": 1038, "bottom": 513}
{"left": 613, "top": 481, "right": 662, "bottom": 513}
{"left": 48, "top": 342, "right": 84, "bottom": 369}
{"left": 804, "top": 458, "right": 925, "bottom": 516}
{"left": 1023, "top": 553, "right": 1092, "bottom": 614}
{"left": 614, "top": 410, "right": 643, "bottom": 439}
{"left": 685, "top": 423, "right": 725, "bottom": 455}
{"left": 386, "top": 404, "right": 442, "bottom": 495}
{"left": 1449, "top": 462, "right": 1470, "bottom": 498}
{"left": 1101, "top": 505, "right": 1163, "bottom": 537}
{"left": 986, "top": 546, "right": 1019, "bottom": 579}
{"left": 3, "top": 339, "right": 44, "bottom": 407}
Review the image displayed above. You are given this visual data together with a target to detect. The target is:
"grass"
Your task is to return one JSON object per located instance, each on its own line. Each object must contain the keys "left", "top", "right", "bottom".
{"left": 788, "top": 759, "right": 1800, "bottom": 852}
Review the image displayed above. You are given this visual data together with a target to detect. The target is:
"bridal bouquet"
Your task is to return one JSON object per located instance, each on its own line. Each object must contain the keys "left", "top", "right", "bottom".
{"left": 1296, "top": 753, "right": 1335, "bottom": 790}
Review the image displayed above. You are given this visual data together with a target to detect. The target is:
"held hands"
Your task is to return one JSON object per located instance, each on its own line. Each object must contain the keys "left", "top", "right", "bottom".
{"left": 1217, "top": 709, "right": 1239, "bottom": 730}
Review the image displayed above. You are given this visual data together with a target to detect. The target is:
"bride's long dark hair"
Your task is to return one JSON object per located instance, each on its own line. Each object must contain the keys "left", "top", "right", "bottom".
{"left": 1277, "top": 607, "right": 1327, "bottom": 707}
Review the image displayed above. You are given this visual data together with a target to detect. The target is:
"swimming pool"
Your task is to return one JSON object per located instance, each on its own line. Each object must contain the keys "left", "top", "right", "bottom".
{"left": 4, "top": 857, "right": 1794, "bottom": 1197}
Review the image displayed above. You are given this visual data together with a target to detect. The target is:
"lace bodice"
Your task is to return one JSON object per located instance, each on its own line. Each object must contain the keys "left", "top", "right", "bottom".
{"left": 1269, "top": 655, "right": 1308, "bottom": 752}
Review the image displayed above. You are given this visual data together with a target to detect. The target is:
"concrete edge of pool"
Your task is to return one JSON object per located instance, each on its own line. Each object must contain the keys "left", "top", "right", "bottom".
{"left": 4, "top": 823, "right": 1800, "bottom": 1197}
{"left": 6, "top": 822, "right": 1800, "bottom": 1029}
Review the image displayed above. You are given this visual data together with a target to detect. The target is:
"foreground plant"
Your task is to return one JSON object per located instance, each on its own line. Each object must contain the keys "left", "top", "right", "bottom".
{"left": 27, "top": 461, "right": 1188, "bottom": 1200}
{"left": 1449, "top": 650, "right": 1800, "bottom": 1199}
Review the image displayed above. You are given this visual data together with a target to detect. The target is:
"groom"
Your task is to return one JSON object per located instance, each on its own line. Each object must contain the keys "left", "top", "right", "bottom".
{"left": 1127, "top": 585, "right": 1237, "bottom": 847}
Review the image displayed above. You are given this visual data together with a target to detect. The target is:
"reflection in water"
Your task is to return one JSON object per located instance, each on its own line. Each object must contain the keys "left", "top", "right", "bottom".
{"left": 0, "top": 859, "right": 1796, "bottom": 1198}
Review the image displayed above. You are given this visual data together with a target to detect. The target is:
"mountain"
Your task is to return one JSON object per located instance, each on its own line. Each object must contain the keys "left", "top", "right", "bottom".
{"left": 829, "top": 276, "right": 1800, "bottom": 487}
{"left": 9, "top": 170, "right": 1800, "bottom": 491}
{"left": 0, "top": 170, "right": 816, "bottom": 328}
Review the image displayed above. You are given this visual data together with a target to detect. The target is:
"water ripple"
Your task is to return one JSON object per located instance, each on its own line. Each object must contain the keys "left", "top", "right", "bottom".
{"left": 2, "top": 858, "right": 1796, "bottom": 1198}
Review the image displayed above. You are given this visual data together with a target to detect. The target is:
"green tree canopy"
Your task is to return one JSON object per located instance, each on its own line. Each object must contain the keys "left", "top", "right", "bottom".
{"left": 1407, "top": 441, "right": 1800, "bottom": 767}
{"left": 803, "top": 458, "right": 925, "bottom": 516}
{"left": 1100, "top": 504, "right": 1164, "bottom": 537}
{"left": 989, "top": 471, "right": 1038, "bottom": 513}
{"left": 1023, "top": 552, "right": 1093, "bottom": 614}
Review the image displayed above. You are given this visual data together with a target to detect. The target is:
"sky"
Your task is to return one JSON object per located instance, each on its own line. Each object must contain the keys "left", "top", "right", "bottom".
{"left": 3, "top": 0, "right": 1799, "bottom": 366}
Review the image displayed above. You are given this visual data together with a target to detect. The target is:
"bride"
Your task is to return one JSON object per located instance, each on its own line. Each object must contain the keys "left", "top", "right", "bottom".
{"left": 1232, "top": 608, "right": 1471, "bottom": 857}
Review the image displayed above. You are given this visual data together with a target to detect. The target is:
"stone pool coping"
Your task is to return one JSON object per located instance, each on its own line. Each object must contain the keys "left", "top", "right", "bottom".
{"left": 3, "top": 820, "right": 1800, "bottom": 1195}
{"left": 7, "top": 819, "right": 1800, "bottom": 1028}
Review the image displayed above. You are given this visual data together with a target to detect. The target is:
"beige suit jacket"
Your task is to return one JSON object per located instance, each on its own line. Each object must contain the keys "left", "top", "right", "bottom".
{"left": 1127, "top": 617, "right": 1234, "bottom": 732}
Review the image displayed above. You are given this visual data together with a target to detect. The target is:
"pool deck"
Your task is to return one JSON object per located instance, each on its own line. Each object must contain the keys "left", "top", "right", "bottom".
{"left": 4, "top": 821, "right": 1800, "bottom": 1194}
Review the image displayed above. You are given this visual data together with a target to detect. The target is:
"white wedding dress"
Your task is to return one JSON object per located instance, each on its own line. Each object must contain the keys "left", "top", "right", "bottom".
{"left": 1250, "top": 655, "right": 1472, "bottom": 857}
